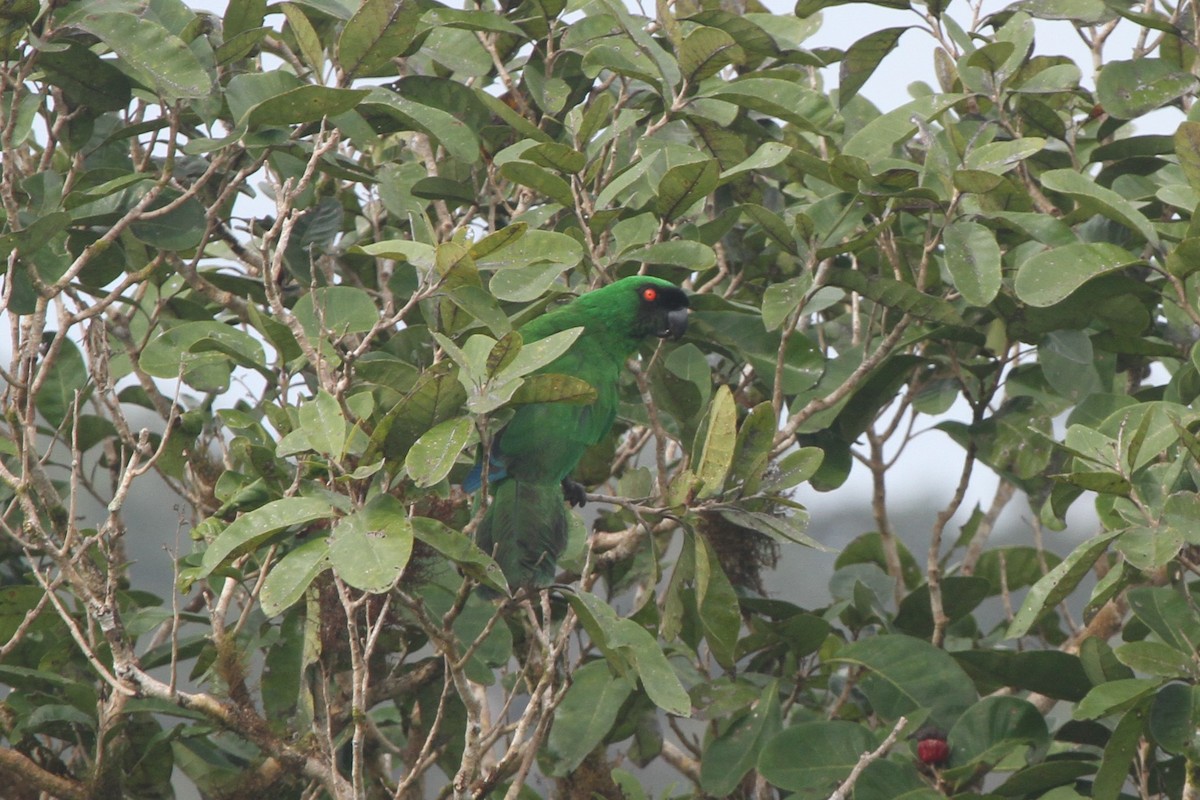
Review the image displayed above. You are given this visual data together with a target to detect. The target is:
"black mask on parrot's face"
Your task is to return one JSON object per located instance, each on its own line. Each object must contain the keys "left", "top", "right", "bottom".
{"left": 635, "top": 283, "right": 690, "bottom": 341}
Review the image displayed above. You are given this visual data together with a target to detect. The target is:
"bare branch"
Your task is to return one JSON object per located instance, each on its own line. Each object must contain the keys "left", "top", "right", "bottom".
{"left": 827, "top": 716, "right": 908, "bottom": 800}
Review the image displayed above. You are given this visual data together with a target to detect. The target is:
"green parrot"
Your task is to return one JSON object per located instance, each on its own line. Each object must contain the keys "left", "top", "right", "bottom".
{"left": 464, "top": 276, "right": 690, "bottom": 591}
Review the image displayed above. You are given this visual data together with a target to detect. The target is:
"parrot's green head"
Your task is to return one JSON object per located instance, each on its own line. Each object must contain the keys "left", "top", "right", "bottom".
{"left": 588, "top": 275, "right": 690, "bottom": 342}
{"left": 525, "top": 276, "right": 690, "bottom": 354}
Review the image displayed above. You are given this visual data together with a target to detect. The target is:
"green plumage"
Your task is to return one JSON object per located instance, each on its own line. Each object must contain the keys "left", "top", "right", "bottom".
{"left": 473, "top": 276, "right": 690, "bottom": 590}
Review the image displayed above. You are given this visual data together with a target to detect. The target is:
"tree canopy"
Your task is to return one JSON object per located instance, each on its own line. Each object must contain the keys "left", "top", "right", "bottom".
{"left": 2, "top": 0, "right": 1200, "bottom": 797}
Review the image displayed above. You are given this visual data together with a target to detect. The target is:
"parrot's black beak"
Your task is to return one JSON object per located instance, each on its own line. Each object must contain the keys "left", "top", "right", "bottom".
{"left": 661, "top": 307, "right": 689, "bottom": 340}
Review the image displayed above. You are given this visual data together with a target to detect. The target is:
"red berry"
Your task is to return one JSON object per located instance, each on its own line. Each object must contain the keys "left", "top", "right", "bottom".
{"left": 917, "top": 736, "right": 950, "bottom": 766}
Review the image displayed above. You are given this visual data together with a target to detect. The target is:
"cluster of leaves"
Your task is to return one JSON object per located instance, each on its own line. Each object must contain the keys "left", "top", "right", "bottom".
{"left": 2, "top": 0, "right": 1200, "bottom": 797}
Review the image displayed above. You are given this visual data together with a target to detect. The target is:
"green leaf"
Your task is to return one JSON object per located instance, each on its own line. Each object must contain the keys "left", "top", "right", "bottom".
{"left": 337, "top": 0, "right": 421, "bottom": 78}
{"left": 742, "top": 203, "right": 800, "bottom": 255}
{"left": 8, "top": 212, "right": 70, "bottom": 257}
{"left": 964, "top": 137, "right": 1046, "bottom": 174}
{"left": 1092, "top": 706, "right": 1146, "bottom": 800}
{"left": 69, "top": 11, "right": 212, "bottom": 99}
{"left": 842, "top": 94, "right": 967, "bottom": 162}
{"left": 546, "top": 660, "right": 634, "bottom": 774}
{"left": 622, "top": 240, "right": 717, "bottom": 271}
{"left": 1149, "top": 683, "right": 1200, "bottom": 755}
{"left": 225, "top": 70, "right": 298, "bottom": 122}
{"left": 485, "top": 331, "right": 522, "bottom": 378}
{"left": 38, "top": 44, "right": 132, "bottom": 112}
{"left": 655, "top": 159, "right": 720, "bottom": 221}
{"left": 248, "top": 86, "right": 369, "bottom": 127}
{"left": 499, "top": 161, "right": 574, "bottom": 207}
{"left": 492, "top": 262, "right": 566, "bottom": 303}
{"left": 758, "top": 721, "right": 874, "bottom": 792}
{"left": 128, "top": 192, "right": 206, "bottom": 251}
{"left": 839, "top": 27, "right": 908, "bottom": 107}
{"left": 702, "top": 77, "right": 826, "bottom": 132}
{"left": 582, "top": 40, "right": 662, "bottom": 87}
{"left": 35, "top": 337, "right": 89, "bottom": 428}
{"left": 199, "top": 497, "right": 334, "bottom": 579}
{"left": 854, "top": 759, "right": 940, "bottom": 800}
{"left": 1007, "top": 530, "right": 1121, "bottom": 638}
{"left": 1113, "top": 641, "right": 1193, "bottom": 677}
{"left": 524, "top": 143, "right": 586, "bottom": 174}
{"left": 795, "top": 0, "right": 909, "bottom": 13}
{"left": 370, "top": 365, "right": 467, "bottom": 463}
{"left": 469, "top": 224, "right": 527, "bottom": 260}
{"left": 727, "top": 402, "right": 776, "bottom": 494}
{"left": 411, "top": 517, "right": 508, "bottom": 593}
{"left": 295, "top": 286, "right": 381, "bottom": 338}
{"left": 329, "top": 495, "right": 413, "bottom": 591}
{"left": 894, "top": 577, "right": 990, "bottom": 638}
{"left": 509, "top": 373, "right": 597, "bottom": 405}
{"left": 567, "top": 588, "right": 634, "bottom": 668}
{"left": 1115, "top": 526, "right": 1182, "bottom": 571}
{"left": 411, "top": 176, "right": 476, "bottom": 204}
{"left": 761, "top": 274, "right": 812, "bottom": 331}
{"left": 262, "top": 606, "right": 307, "bottom": 719}
{"left": 700, "top": 681, "right": 781, "bottom": 796}
{"left": 298, "top": 390, "right": 348, "bottom": 458}
{"left": 945, "top": 696, "right": 1048, "bottom": 774}
{"left": 943, "top": 219, "right": 1002, "bottom": 306}
{"left": 824, "top": 266, "right": 963, "bottom": 325}
{"left": 1014, "top": 243, "right": 1142, "bottom": 307}
{"left": 952, "top": 650, "right": 1092, "bottom": 701}
{"left": 362, "top": 88, "right": 481, "bottom": 164}
{"left": 224, "top": 0, "right": 267, "bottom": 39}
{"left": 1040, "top": 329, "right": 1102, "bottom": 403}
{"left": 356, "top": 239, "right": 435, "bottom": 267}
{"left": 719, "top": 142, "right": 792, "bottom": 185}
{"left": 418, "top": 7, "right": 526, "bottom": 35}
{"left": 280, "top": 4, "right": 324, "bottom": 73}
{"left": 1173, "top": 121, "right": 1200, "bottom": 193}
{"left": 496, "top": 326, "right": 584, "bottom": 379}
{"left": 1096, "top": 58, "right": 1197, "bottom": 119}
{"left": 260, "top": 537, "right": 330, "bottom": 617}
{"left": 24, "top": 703, "right": 96, "bottom": 732}
{"left": 405, "top": 416, "right": 474, "bottom": 488}
{"left": 1166, "top": 237, "right": 1200, "bottom": 279}
{"left": 611, "top": 623, "right": 691, "bottom": 716}
{"left": 695, "top": 386, "right": 737, "bottom": 498}
{"left": 1076, "top": 678, "right": 1160, "bottom": 720}
{"left": 1039, "top": 168, "right": 1159, "bottom": 245}
{"left": 472, "top": 229, "right": 583, "bottom": 270}
{"left": 764, "top": 447, "right": 825, "bottom": 491}
{"left": 714, "top": 506, "right": 826, "bottom": 550}
{"left": 964, "top": 41, "right": 1015, "bottom": 72}
{"left": 139, "top": 321, "right": 267, "bottom": 391}
{"left": 1018, "top": 0, "right": 1109, "bottom": 22}
{"left": 567, "top": 590, "right": 691, "bottom": 715}
{"left": 1126, "top": 586, "right": 1200, "bottom": 654}
{"left": 694, "top": 532, "right": 740, "bottom": 668}
{"left": 831, "top": 634, "right": 977, "bottom": 726}
{"left": 595, "top": 0, "right": 681, "bottom": 95}
{"left": 992, "top": 761, "right": 1096, "bottom": 797}
{"left": 679, "top": 25, "right": 744, "bottom": 83}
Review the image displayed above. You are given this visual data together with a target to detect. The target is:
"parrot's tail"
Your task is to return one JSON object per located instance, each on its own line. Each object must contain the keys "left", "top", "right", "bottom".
{"left": 475, "top": 479, "right": 568, "bottom": 591}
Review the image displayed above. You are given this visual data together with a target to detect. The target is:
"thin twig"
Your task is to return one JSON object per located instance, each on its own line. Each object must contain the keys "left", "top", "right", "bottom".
{"left": 827, "top": 716, "right": 909, "bottom": 800}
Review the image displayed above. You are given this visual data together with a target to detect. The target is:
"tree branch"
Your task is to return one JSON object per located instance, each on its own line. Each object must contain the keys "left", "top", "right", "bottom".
{"left": 827, "top": 716, "right": 908, "bottom": 800}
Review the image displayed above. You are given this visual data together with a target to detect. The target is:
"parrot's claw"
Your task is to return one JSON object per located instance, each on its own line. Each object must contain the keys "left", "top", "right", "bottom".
{"left": 561, "top": 479, "right": 588, "bottom": 508}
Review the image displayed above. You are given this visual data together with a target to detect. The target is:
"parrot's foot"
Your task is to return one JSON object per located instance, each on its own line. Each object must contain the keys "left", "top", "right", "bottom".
{"left": 561, "top": 478, "right": 588, "bottom": 508}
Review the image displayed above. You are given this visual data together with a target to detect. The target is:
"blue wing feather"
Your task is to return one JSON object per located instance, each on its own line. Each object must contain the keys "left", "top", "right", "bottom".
{"left": 463, "top": 449, "right": 508, "bottom": 493}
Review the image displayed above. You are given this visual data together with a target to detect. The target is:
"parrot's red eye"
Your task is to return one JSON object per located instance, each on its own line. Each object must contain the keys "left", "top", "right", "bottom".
{"left": 642, "top": 288, "right": 658, "bottom": 302}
